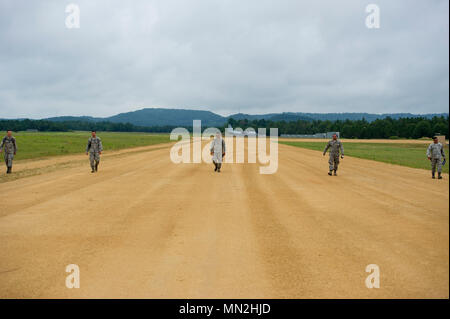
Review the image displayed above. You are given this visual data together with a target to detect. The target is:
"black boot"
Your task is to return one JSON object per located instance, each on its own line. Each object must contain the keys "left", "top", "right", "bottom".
{"left": 217, "top": 163, "right": 221, "bottom": 172}
{"left": 432, "top": 172, "right": 435, "bottom": 179}
{"left": 6, "top": 166, "right": 11, "bottom": 174}
{"left": 214, "top": 162, "right": 217, "bottom": 171}
{"left": 333, "top": 170, "right": 337, "bottom": 176}
{"left": 95, "top": 161, "right": 99, "bottom": 172}
{"left": 91, "top": 166, "right": 95, "bottom": 173}
{"left": 438, "top": 172, "right": 442, "bottom": 179}
{"left": 328, "top": 170, "right": 332, "bottom": 176}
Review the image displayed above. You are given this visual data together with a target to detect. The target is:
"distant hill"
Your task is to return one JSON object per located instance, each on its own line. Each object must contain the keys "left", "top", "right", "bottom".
{"left": 227, "top": 112, "right": 449, "bottom": 122}
{"left": 107, "top": 108, "right": 225, "bottom": 126}
{"left": 46, "top": 108, "right": 226, "bottom": 127}
{"left": 295, "top": 112, "right": 449, "bottom": 122}
{"left": 46, "top": 116, "right": 100, "bottom": 122}
{"left": 228, "top": 112, "right": 314, "bottom": 122}
{"left": 42, "top": 108, "right": 448, "bottom": 127}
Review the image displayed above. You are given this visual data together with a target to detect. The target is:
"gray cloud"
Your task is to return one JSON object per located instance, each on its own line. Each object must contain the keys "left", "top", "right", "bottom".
{"left": 0, "top": 0, "right": 448, "bottom": 118}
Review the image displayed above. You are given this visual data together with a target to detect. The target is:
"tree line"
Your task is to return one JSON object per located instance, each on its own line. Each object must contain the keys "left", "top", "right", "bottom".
{"left": 0, "top": 119, "right": 177, "bottom": 133}
{"left": 227, "top": 116, "right": 449, "bottom": 139}
{"left": 0, "top": 116, "right": 448, "bottom": 139}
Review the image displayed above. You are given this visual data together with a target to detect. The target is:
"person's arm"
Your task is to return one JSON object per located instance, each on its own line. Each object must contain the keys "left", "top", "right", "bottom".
{"left": 86, "top": 138, "right": 91, "bottom": 154}
{"left": 340, "top": 142, "right": 344, "bottom": 157}
{"left": 98, "top": 138, "right": 103, "bottom": 153}
{"left": 0, "top": 137, "right": 4, "bottom": 153}
{"left": 12, "top": 137, "right": 17, "bottom": 154}
{"left": 323, "top": 142, "right": 330, "bottom": 155}
{"left": 426, "top": 144, "right": 432, "bottom": 159}
{"left": 222, "top": 139, "right": 226, "bottom": 156}
{"left": 441, "top": 144, "right": 446, "bottom": 158}
{"left": 210, "top": 139, "right": 215, "bottom": 154}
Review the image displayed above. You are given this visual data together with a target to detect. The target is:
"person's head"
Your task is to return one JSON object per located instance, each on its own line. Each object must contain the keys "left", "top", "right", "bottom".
{"left": 6, "top": 130, "right": 12, "bottom": 137}
{"left": 433, "top": 136, "right": 438, "bottom": 144}
{"left": 91, "top": 130, "right": 96, "bottom": 137}
{"left": 216, "top": 131, "right": 222, "bottom": 139}
{"left": 332, "top": 133, "right": 337, "bottom": 140}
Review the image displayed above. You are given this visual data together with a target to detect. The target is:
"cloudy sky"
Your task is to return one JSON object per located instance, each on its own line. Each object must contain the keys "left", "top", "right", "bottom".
{"left": 0, "top": 0, "right": 448, "bottom": 118}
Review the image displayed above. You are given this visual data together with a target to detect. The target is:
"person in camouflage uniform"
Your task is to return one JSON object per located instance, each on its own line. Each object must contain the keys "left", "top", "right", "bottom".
{"left": 427, "top": 136, "right": 446, "bottom": 179}
{"left": 323, "top": 133, "right": 344, "bottom": 176}
{"left": 210, "top": 132, "right": 226, "bottom": 172}
{"left": 0, "top": 130, "right": 18, "bottom": 174}
{"left": 86, "top": 130, "right": 103, "bottom": 173}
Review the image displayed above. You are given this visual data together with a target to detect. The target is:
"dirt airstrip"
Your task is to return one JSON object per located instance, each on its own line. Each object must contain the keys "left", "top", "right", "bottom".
{"left": 0, "top": 140, "right": 448, "bottom": 298}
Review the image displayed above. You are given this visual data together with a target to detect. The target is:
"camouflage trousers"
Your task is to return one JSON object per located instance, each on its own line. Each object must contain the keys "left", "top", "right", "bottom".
{"left": 431, "top": 158, "right": 442, "bottom": 174}
{"left": 89, "top": 152, "right": 100, "bottom": 169}
{"left": 3, "top": 152, "right": 14, "bottom": 168}
{"left": 329, "top": 154, "right": 340, "bottom": 171}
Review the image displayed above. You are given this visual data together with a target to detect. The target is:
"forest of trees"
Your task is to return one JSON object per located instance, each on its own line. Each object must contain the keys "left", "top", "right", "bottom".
{"left": 0, "top": 115, "right": 448, "bottom": 139}
{"left": 227, "top": 116, "right": 449, "bottom": 139}
{"left": 0, "top": 119, "right": 177, "bottom": 133}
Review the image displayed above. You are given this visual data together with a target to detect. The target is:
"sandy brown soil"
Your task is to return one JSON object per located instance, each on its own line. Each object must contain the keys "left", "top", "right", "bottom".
{"left": 0, "top": 140, "right": 448, "bottom": 298}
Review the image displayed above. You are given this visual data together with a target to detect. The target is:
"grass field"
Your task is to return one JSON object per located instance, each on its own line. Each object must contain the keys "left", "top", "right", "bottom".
{"left": 5, "top": 132, "right": 449, "bottom": 174}
{"left": 280, "top": 141, "right": 449, "bottom": 173}
{"left": 5, "top": 131, "right": 171, "bottom": 161}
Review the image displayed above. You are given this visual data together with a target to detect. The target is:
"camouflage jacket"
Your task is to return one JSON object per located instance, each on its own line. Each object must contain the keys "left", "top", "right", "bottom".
{"left": 210, "top": 138, "right": 226, "bottom": 154}
{"left": 86, "top": 137, "right": 103, "bottom": 153}
{"left": 323, "top": 139, "right": 344, "bottom": 156}
{"left": 0, "top": 136, "right": 17, "bottom": 154}
{"left": 427, "top": 143, "right": 445, "bottom": 159}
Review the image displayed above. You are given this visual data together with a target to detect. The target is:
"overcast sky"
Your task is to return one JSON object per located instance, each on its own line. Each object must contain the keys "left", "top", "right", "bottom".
{"left": 0, "top": 0, "right": 448, "bottom": 118}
